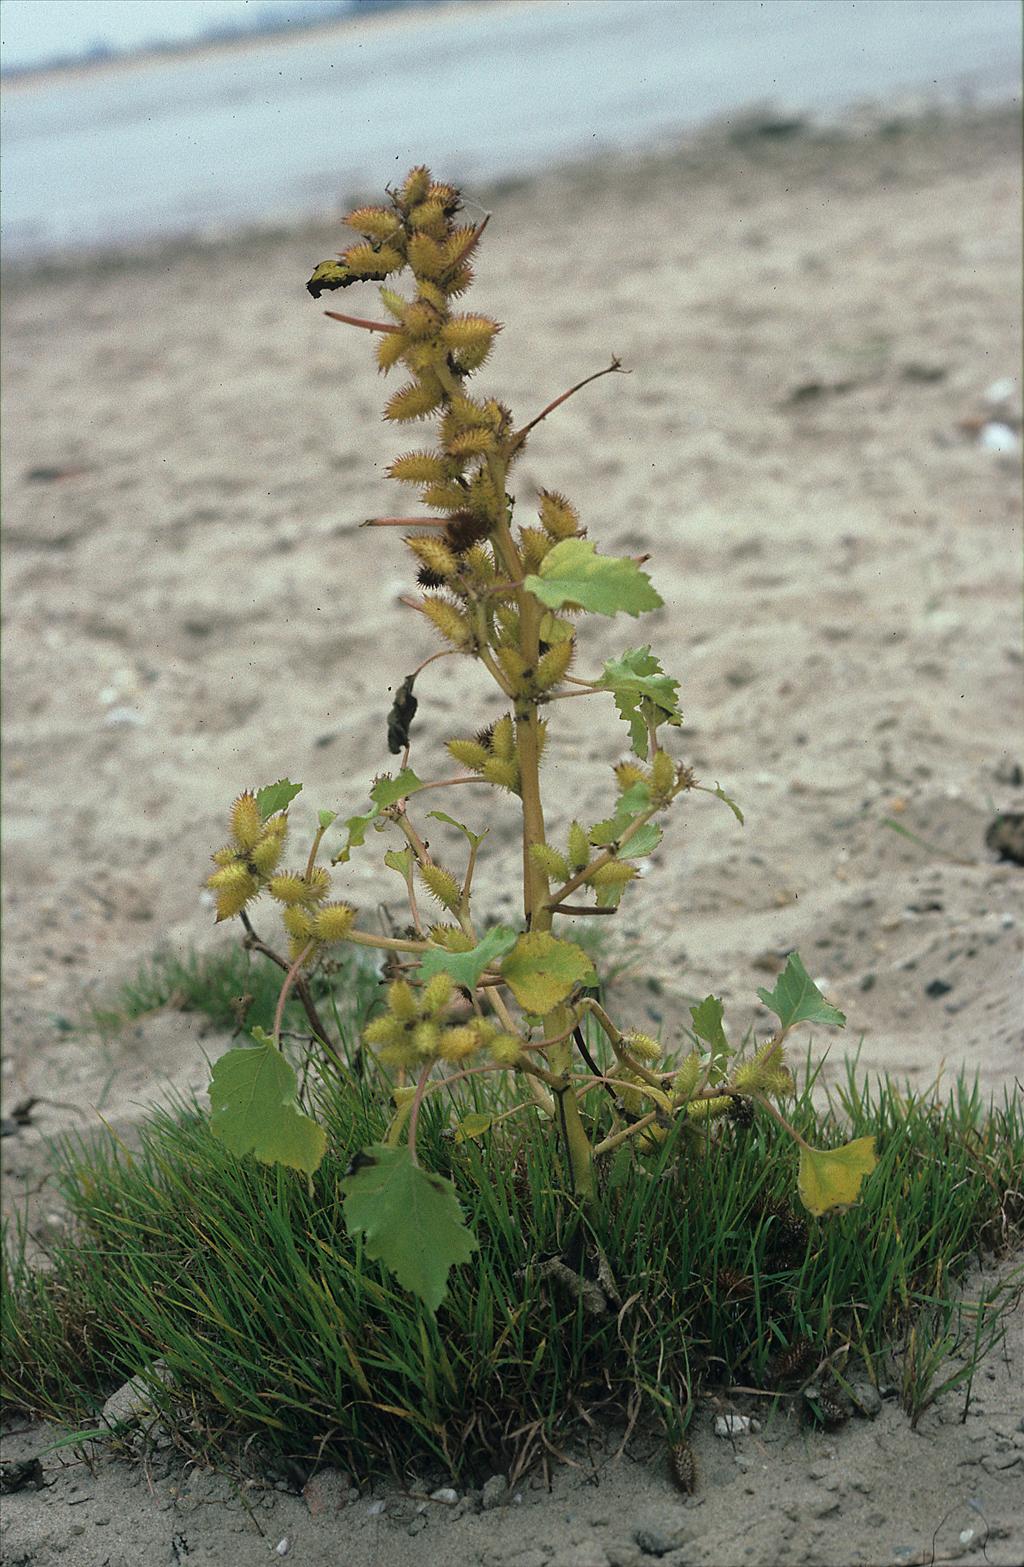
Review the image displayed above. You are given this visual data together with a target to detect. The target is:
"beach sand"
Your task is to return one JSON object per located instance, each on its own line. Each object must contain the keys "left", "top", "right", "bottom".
{"left": 2, "top": 103, "right": 1022, "bottom": 1567}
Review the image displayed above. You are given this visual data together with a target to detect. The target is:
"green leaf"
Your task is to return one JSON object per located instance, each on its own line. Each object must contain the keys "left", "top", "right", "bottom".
{"left": 332, "top": 769, "right": 426, "bottom": 864}
{"left": 598, "top": 648, "right": 682, "bottom": 757}
{"left": 621, "top": 823, "right": 661, "bottom": 858}
{"left": 706, "top": 782, "right": 744, "bottom": 825}
{"left": 453, "top": 1112, "right": 494, "bottom": 1144}
{"left": 384, "top": 846, "right": 415, "bottom": 877}
{"left": 756, "top": 953, "right": 846, "bottom": 1032}
{"left": 418, "top": 925, "right": 518, "bottom": 990}
{"left": 524, "top": 540, "right": 663, "bottom": 618}
{"left": 341, "top": 1143, "right": 477, "bottom": 1312}
{"left": 317, "top": 808, "right": 338, "bottom": 829}
{"left": 333, "top": 810, "right": 378, "bottom": 865}
{"left": 689, "top": 995, "right": 730, "bottom": 1080}
{"left": 501, "top": 933, "right": 596, "bottom": 1013}
{"left": 370, "top": 768, "right": 425, "bottom": 808}
{"left": 589, "top": 782, "right": 652, "bottom": 848}
{"left": 209, "top": 1029, "right": 326, "bottom": 1176}
{"left": 255, "top": 779, "right": 302, "bottom": 819}
{"left": 797, "top": 1137, "right": 878, "bottom": 1217}
{"left": 427, "top": 810, "right": 488, "bottom": 850}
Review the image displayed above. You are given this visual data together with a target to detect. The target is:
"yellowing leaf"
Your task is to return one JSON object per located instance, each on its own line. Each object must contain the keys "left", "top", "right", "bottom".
{"left": 500, "top": 932, "right": 596, "bottom": 1012}
{"left": 342, "top": 1143, "right": 477, "bottom": 1312}
{"left": 797, "top": 1136, "right": 878, "bottom": 1217}
{"left": 454, "top": 1112, "right": 494, "bottom": 1143}
{"left": 209, "top": 1029, "right": 326, "bottom": 1175}
{"left": 524, "top": 539, "right": 663, "bottom": 618}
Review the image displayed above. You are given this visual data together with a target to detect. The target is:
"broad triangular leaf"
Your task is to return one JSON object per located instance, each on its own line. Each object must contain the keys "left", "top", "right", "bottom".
{"left": 797, "top": 1137, "right": 878, "bottom": 1217}
{"left": 333, "top": 769, "right": 426, "bottom": 864}
{"left": 427, "top": 810, "right": 488, "bottom": 850}
{"left": 500, "top": 932, "right": 596, "bottom": 1012}
{"left": 384, "top": 846, "right": 415, "bottom": 877}
{"left": 621, "top": 823, "right": 661, "bottom": 858}
{"left": 589, "top": 781, "right": 652, "bottom": 849}
{"left": 209, "top": 1029, "right": 326, "bottom": 1175}
{"left": 256, "top": 779, "right": 302, "bottom": 819}
{"left": 690, "top": 995, "right": 729, "bottom": 1080}
{"left": 599, "top": 648, "right": 682, "bottom": 757}
{"left": 342, "top": 1143, "right": 477, "bottom": 1312}
{"left": 370, "top": 768, "right": 425, "bottom": 809}
{"left": 757, "top": 953, "right": 846, "bottom": 1031}
{"left": 524, "top": 540, "right": 663, "bottom": 618}
{"left": 317, "top": 808, "right": 338, "bottom": 829}
{"left": 333, "top": 810, "right": 378, "bottom": 865}
{"left": 453, "top": 1112, "right": 494, "bottom": 1144}
{"left": 418, "top": 924, "right": 518, "bottom": 990}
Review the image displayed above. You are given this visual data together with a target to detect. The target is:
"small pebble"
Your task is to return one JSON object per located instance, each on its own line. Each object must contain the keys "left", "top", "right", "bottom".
{"left": 430, "top": 1487, "right": 459, "bottom": 1504}
{"left": 367, "top": 1499, "right": 386, "bottom": 1516}
{"left": 275, "top": 1540, "right": 290, "bottom": 1558}
{"left": 714, "top": 1414, "right": 760, "bottom": 1437}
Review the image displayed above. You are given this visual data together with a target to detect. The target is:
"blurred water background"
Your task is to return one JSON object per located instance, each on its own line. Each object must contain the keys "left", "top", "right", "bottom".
{"left": 1, "top": 0, "right": 1021, "bottom": 260}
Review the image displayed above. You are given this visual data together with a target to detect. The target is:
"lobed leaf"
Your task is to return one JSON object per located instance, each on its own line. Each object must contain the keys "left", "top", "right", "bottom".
{"left": 757, "top": 952, "right": 845, "bottom": 1032}
{"left": 599, "top": 648, "right": 682, "bottom": 756}
{"left": 341, "top": 1143, "right": 478, "bottom": 1312}
{"left": 797, "top": 1137, "right": 878, "bottom": 1217}
{"left": 524, "top": 540, "right": 663, "bottom": 618}
{"left": 256, "top": 779, "right": 303, "bottom": 820}
{"left": 370, "top": 769, "right": 426, "bottom": 809}
{"left": 500, "top": 932, "right": 596, "bottom": 1013}
{"left": 689, "top": 995, "right": 729, "bottom": 1080}
{"left": 209, "top": 1029, "right": 326, "bottom": 1176}
{"left": 417, "top": 924, "right": 518, "bottom": 991}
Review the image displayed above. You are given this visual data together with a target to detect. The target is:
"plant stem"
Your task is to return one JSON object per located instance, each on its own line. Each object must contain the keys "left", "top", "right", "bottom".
{"left": 407, "top": 1060, "right": 433, "bottom": 1164}
{"left": 239, "top": 914, "right": 342, "bottom": 1067}
{"left": 272, "top": 944, "right": 315, "bottom": 1045}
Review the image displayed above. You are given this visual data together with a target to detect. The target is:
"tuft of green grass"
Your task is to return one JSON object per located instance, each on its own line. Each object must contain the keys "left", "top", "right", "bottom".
{"left": 83, "top": 942, "right": 380, "bottom": 1049}
{"left": 3, "top": 1000, "right": 1021, "bottom": 1482}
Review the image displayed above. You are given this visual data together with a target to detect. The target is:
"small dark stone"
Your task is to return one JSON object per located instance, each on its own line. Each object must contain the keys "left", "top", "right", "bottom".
{"left": 0, "top": 1457, "right": 44, "bottom": 1493}
{"left": 986, "top": 812, "right": 1024, "bottom": 865}
{"left": 634, "top": 1526, "right": 675, "bottom": 1557}
{"left": 859, "top": 972, "right": 876, "bottom": 992}
{"left": 924, "top": 978, "right": 953, "bottom": 999}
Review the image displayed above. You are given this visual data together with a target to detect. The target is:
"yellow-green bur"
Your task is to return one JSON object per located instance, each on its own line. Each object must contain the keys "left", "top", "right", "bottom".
{"left": 209, "top": 1028, "right": 326, "bottom": 1176}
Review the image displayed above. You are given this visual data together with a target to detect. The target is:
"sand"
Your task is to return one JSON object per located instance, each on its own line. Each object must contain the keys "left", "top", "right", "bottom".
{"left": 2, "top": 103, "right": 1022, "bottom": 1566}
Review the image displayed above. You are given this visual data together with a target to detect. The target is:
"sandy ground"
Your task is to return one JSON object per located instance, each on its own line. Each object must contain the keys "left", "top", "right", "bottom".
{"left": 2, "top": 104, "right": 1022, "bottom": 1565}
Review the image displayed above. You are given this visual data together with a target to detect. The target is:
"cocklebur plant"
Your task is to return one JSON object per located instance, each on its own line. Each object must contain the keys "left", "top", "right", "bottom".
{"left": 205, "top": 167, "right": 877, "bottom": 1312}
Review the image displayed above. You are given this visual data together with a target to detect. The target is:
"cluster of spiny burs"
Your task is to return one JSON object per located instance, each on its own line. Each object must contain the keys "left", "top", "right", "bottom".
{"left": 207, "top": 166, "right": 795, "bottom": 1198}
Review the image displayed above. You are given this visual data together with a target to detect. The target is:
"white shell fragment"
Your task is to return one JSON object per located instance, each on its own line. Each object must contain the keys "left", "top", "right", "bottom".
{"left": 714, "top": 1414, "right": 761, "bottom": 1437}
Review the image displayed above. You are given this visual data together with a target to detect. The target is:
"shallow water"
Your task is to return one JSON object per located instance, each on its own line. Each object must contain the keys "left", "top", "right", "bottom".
{"left": 1, "top": 0, "right": 1020, "bottom": 257}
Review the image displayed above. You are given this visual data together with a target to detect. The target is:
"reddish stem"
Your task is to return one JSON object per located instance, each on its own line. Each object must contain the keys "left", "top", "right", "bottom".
{"left": 324, "top": 310, "right": 399, "bottom": 334}
{"left": 407, "top": 1059, "right": 434, "bottom": 1164}
{"left": 272, "top": 943, "right": 315, "bottom": 1045}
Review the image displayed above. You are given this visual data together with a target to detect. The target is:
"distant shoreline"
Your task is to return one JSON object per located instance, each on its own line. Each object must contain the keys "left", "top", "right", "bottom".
{"left": 0, "top": 0, "right": 512, "bottom": 93}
